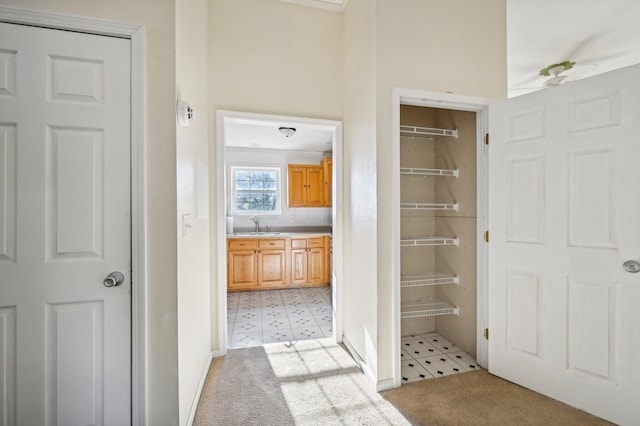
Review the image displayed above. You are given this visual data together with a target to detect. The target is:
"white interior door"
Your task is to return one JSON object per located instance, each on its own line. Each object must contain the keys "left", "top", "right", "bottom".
{"left": 489, "top": 64, "right": 640, "bottom": 425}
{"left": 0, "top": 23, "right": 131, "bottom": 425}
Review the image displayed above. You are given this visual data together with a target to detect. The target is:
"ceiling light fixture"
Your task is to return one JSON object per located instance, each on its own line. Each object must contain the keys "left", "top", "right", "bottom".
{"left": 278, "top": 126, "right": 296, "bottom": 137}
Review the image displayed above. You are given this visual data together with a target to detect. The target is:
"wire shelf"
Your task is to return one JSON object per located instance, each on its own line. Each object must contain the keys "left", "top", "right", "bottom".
{"left": 401, "top": 299, "right": 459, "bottom": 318}
{"left": 400, "top": 125, "right": 458, "bottom": 139}
{"left": 400, "top": 236, "right": 459, "bottom": 247}
{"left": 400, "top": 167, "right": 459, "bottom": 177}
{"left": 400, "top": 273, "right": 459, "bottom": 287}
{"left": 401, "top": 202, "right": 458, "bottom": 211}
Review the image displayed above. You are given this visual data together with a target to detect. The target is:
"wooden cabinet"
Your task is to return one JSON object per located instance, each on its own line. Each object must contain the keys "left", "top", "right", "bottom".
{"left": 227, "top": 238, "right": 286, "bottom": 291}
{"left": 227, "top": 235, "right": 332, "bottom": 291}
{"left": 291, "top": 237, "right": 326, "bottom": 285}
{"left": 257, "top": 238, "right": 287, "bottom": 287}
{"left": 290, "top": 245, "right": 308, "bottom": 285}
{"left": 227, "top": 239, "right": 258, "bottom": 290}
{"left": 321, "top": 157, "right": 332, "bottom": 207}
{"left": 324, "top": 235, "right": 332, "bottom": 283}
{"left": 288, "top": 165, "right": 324, "bottom": 207}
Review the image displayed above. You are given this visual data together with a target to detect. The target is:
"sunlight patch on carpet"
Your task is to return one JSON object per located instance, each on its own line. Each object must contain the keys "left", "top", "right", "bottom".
{"left": 264, "top": 339, "right": 411, "bottom": 425}
{"left": 263, "top": 338, "right": 359, "bottom": 377}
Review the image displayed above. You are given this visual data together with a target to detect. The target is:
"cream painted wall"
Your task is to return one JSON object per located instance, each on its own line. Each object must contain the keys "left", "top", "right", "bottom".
{"left": 374, "top": 0, "right": 507, "bottom": 382}
{"left": 209, "top": 0, "right": 343, "bottom": 119}
{"left": 208, "top": 0, "right": 343, "bottom": 351}
{"left": 176, "top": 0, "right": 211, "bottom": 424}
{"left": 0, "top": 0, "right": 180, "bottom": 423}
{"left": 342, "top": 0, "right": 378, "bottom": 377}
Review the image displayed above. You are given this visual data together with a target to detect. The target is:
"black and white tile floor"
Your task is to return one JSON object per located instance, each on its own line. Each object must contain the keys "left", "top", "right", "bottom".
{"left": 401, "top": 332, "right": 481, "bottom": 383}
{"left": 227, "top": 287, "right": 333, "bottom": 349}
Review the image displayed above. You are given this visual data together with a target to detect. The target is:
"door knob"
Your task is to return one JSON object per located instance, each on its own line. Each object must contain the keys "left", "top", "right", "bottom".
{"left": 103, "top": 271, "right": 125, "bottom": 287}
{"left": 622, "top": 260, "right": 640, "bottom": 273}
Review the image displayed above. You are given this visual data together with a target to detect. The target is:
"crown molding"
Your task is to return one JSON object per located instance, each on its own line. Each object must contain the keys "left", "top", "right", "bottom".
{"left": 0, "top": 5, "right": 139, "bottom": 36}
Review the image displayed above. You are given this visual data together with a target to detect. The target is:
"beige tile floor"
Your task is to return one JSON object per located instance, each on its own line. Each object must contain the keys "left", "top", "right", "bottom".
{"left": 227, "top": 287, "right": 333, "bottom": 349}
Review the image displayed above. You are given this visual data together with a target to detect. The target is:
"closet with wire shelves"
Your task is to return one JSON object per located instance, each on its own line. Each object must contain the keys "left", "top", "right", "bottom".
{"left": 399, "top": 104, "right": 478, "bottom": 358}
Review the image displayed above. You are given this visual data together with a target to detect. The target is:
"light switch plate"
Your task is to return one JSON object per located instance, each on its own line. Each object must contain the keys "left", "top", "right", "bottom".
{"left": 183, "top": 214, "right": 192, "bottom": 238}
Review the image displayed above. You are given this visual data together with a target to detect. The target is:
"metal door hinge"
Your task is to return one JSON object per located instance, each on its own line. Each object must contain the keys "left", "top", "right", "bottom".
{"left": 484, "top": 230, "right": 489, "bottom": 243}
{"left": 485, "top": 133, "right": 489, "bottom": 145}
{"left": 484, "top": 328, "right": 489, "bottom": 340}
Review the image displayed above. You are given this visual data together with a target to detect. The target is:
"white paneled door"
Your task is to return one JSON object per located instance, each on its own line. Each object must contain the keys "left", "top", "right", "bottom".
{"left": 489, "top": 64, "right": 640, "bottom": 425}
{"left": 0, "top": 23, "right": 131, "bottom": 425}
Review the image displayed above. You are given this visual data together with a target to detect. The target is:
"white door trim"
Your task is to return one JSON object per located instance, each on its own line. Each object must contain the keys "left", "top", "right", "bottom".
{"left": 390, "top": 87, "right": 495, "bottom": 387}
{"left": 215, "top": 110, "right": 344, "bottom": 355}
{"left": 0, "top": 6, "right": 147, "bottom": 424}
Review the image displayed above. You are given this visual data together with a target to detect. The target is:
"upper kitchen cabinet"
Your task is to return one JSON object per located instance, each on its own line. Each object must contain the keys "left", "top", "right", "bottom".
{"left": 288, "top": 164, "right": 325, "bottom": 207}
{"left": 321, "top": 157, "right": 332, "bottom": 207}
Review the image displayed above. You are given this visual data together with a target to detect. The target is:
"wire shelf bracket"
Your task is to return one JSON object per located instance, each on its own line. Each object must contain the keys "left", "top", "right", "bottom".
{"left": 400, "top": 125, "right": 458, "bottom": 139}
{"left": 400, "top": 273, "right": 459, "bottom": 287}
{"left": 400, "top": 167, "right": 459, "bottom": 177}
{"left": 401, "top": 202, "right": 458, "bottom": 211}
{"left": 401, "top": 299, "right": 459, "bottom": 318}
{"left": 400, "top": 236, "right": 459, "bottom": 247}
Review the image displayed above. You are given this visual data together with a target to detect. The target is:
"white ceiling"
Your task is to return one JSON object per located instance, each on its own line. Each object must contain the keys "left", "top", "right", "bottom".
{"left": 224, "top": 115, "right": 334, "bottom": 153}
{"left": 508, "top": 0, "right": 640, "bottom": 97}
{"left": 229, "top": 0, "right": 640, "bottom": 150}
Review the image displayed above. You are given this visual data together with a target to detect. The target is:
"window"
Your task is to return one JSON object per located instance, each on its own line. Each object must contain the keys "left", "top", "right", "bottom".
{"left": 230, "top": 166, "right": 281, "bottom": 215}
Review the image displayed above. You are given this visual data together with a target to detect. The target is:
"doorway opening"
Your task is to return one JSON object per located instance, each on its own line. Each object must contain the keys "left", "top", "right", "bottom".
{"left": 390, "top": 89, "right": 492, "bottom": 388}
{"left": 215, "top": 111, "right": 343, "bottom": 354}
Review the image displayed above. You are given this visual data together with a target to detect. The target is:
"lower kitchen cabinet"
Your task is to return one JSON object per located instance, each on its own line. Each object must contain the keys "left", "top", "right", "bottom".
{"left": 257, "top": 239, "right": 287, "bottom": 287}
{"left": 227, "top": 235, "right": 331, "bottom": 292}
{"left": 227, "top": 239, "right": 259, "bottom": 290}
{"left": 291, "top": 237, "right": 325, "bottom": 286}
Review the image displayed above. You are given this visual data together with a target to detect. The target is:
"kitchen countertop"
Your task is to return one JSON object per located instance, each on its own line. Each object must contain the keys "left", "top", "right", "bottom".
{"left": 226, "top": 232, "right": 331, "bottom": 239}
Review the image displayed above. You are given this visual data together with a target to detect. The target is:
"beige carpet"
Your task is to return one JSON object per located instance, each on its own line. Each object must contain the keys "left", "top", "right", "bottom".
{"left": 382, "top": 370, "right": 613, "bottom": 426}
{"left": 194, "top": 338, "right": 611, "bottom": 426}
{"left": 194, "top": 339, "right": 410, "bottom": 425}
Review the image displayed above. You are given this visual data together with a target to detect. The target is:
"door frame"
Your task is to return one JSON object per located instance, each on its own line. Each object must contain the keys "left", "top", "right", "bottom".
{"left": 0, "top": 6, "right": 147, "bottom": 423}
{"left": 215, "top": 110, "right": 344, "bottom": 355}
{"left": 390, "top": 88, "right": 495, "bottom": 387}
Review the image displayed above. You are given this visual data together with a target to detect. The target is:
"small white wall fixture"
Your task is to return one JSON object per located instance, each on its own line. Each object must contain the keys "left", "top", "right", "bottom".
{"left": 177, "top": 100, "right": 194, "bottom": 127}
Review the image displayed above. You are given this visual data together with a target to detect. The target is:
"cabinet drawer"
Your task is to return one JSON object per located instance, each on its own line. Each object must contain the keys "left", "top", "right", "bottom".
{"left": 291, "top": 238, "right": 307, "bottom": 249}
{"left": 258, "top": 239, "right": 285, "bottom": 249}
{"left": 228, "top": 239, "right": 257, "bottom": 250}
{"left": 308, "top": 237, "right": 324, "bottom": 248}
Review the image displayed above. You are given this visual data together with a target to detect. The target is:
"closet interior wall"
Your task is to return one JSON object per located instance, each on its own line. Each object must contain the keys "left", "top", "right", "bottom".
{"left": 400, "top": 105, "right": 477, "bottom": 357}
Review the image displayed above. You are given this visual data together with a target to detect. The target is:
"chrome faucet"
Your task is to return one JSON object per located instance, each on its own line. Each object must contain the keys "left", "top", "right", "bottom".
{"left": 250, "top": 215, "right": 260, "bottom": 233}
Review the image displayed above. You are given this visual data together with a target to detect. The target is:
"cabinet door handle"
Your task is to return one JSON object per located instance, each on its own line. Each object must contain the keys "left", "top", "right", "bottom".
{"left": 269, "top": 242, "right": 275, "bottom": 245}
{"left": 240, "top": 243, "right": 246, "bottom": 246}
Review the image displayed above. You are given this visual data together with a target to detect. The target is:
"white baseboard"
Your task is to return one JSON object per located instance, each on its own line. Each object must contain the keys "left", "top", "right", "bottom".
{"left": 342, "top": 336, "right": 362, "bottom": 366}
{"left": 342, "top": 337, "right": 377, "bottom": 389}
{"left": 186, "top": 351, "right": 214, "bottom": 426}
{"left": 376, "top": 378, "right": 397, "bottom": 392}
{"left": 211, "top": 349, "right": 223, "bottom": 358}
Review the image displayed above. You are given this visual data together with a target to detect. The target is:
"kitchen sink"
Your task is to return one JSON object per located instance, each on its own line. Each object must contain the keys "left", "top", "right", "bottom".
{"left": 233, "top": 231, "right": 281, "bottom": 236}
